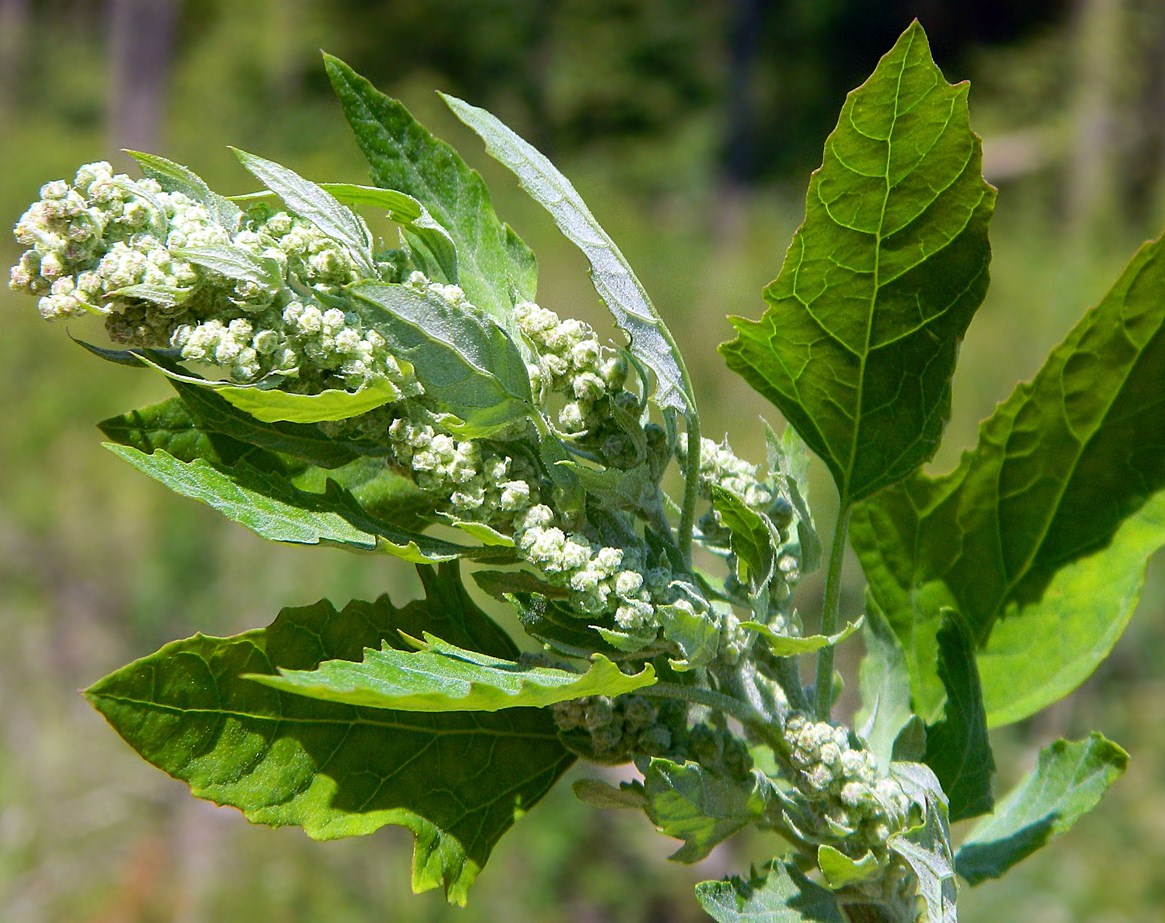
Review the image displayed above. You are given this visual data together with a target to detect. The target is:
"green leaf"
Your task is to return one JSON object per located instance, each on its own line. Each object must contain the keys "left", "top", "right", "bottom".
{"left": 167, "top": 379, "right": 364, "bottom": 469}
{"left": 741, "top": 617, "right": 862, "bottom": 657}
{"left": 86, "top": 567, "right": 572, "bottom": 904}
{"left": 851, "top": 232, "right": 1165, "bottom": 725}
{"left": 816, "top": 845, "right": 881, "bottom": 889}
{"left": 171, "top": 245, "right": 280, "bottom": 286}
{"left": 644, "top": 760, "right": 773, "bottom": 863}
{"left": 213, "top": 379, "right": 401, "bottom": 424}
{"left": 233, "top": 148, "right": 375, "bottom": 275}
{"left": 710, "top": 484, "right": 778, "bottom": 595}
{"left": 658, "top": 595, "right": 720, "bottom": 670}
{"left": 251, "top": 635, "right": 654, "bottom": 711}
{"left": 106, "top": 281, "right": 193, "bottom": 306}
{"left": 293, "top": 456, "right": 436, "bottom": 533}
{"left": 323, "top": 54, "right": 537, "bottom": 328}
{"left": 320, "top": 182, "right": 458, "bottom": 283}
{"left": 127, "top": 150, "right": 242, "bottom": 229}
{"left": 854, "top": 600, "right": 913, "bottom": 774}
{"left": 98, "top": 397, "right": 266, "bottom": 468}
{"left": 766, "top": 422, "right": 822, "bottom": 574}
{"left": 443, "top": 93, "right": 694, "bottom": 420}
{"left": 955, "top": 733, "right": 1128, "bottom": 885}
{"left": 572, "top": 778, "right": 647, "bottom": 811}
{"left": 503, "top": 591, "right": 622, "bottom": 659}
{"left": 923, "top": 614, "right": 994, "bottom": 822}
{"left": 104, "top": 445, "right": 472, "bottom": 563}
{"left": 889, "top": 762, "right": 958, "bottom": 923}
{"left": 350, "top": 281, "right": 533, "bottom": 437}
{"left": 721, "top": 21, "right": 994, "bottom": 504}
{"left": 696, "top": 861, "right": 846, "bottom": 923}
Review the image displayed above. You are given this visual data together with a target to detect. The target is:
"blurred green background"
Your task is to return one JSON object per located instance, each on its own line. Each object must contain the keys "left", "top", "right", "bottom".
{"left": 1, "top": 1, "right": 1163, "bottom": 920}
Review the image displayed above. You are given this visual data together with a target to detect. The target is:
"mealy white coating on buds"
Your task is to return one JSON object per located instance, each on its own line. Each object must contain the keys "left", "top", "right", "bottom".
{"left": 10, "top": 163, "right": 419, "bottom": 394}
{"left": 782, "top": 713, "right": 911, "bottom": 856}
{"left": 678, "top": 433, "right": 772, "bottom": 511}
{"left": 514, "top": 301, "right": 627, "bottom": 434}
{"left": 513, "top": 503, "right": 660, "bottom": 630}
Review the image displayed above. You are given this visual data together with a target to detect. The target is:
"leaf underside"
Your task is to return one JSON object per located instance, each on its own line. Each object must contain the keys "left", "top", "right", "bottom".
{"left": 852, "top": 232, "right": 1165, "bottom": 725}
{"left": 86, "top": 565, "right": 573, "bottom": 905}
{"left": 721, "top": 21, "right": 995, "bottom": 504}
{"left": 696, "top": 861, "right": 846, "bottom": 923}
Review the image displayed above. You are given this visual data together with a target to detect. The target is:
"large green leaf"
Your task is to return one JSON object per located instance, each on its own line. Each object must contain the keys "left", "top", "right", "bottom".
{"left": 720, "top": 21, "right": 994, "bottom": 504}
{"left": 443, "top": 93, "right": 695, "bottom": 419}
{"left": 696, "top": 862, "right": 846, "bottom": 923}
{"left": 955, "top": 734, "right": 1128, "bottom": 885}
{"left": 104, "top": 445, "right": 474, "bottom": 563}
{"left": 324, "top": 54, "right": 537, "bottom": 328}
{"left": 251, "top": 634, "right": 654, "bottom": 711}
{"left": 350, "top": 281, "right": 533, "bottom": 437}
{"left": 643, "top": 760, "right": 773, "bottom": 863}
{"left": 86, "top": 567, "right": 572, "bottom": 904}
{"left": 852, "top": 234, "right": 1165, "bottom": 724}
{"left": 923, "top": 614, "right": 994, "bottom": 822}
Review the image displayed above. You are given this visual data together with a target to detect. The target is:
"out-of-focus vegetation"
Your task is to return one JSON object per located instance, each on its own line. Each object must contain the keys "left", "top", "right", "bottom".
{"left": 1, "top": 1, "right": 1161, "bottom": 920}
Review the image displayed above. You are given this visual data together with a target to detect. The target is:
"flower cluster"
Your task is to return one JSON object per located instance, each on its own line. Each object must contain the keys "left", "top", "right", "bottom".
{"left": 514, "top": 301, "right": 627, "bottom": 435}
{"left": 680, "top": 434, "right": 772, "bottom": 511}
{"left": 552, "top": 694, "right": 675, "bottom": 763}
{"left": 386, "top": 417, "right": 536, "bottom": 521}
{"left": 782, "top": 714, "right": 911, "bottom": 856}
{"left": 512, "top": 504, "right": 665, "bottom": 631}
{"left": 10, "top": 162, "right": 417, "bottom": 393}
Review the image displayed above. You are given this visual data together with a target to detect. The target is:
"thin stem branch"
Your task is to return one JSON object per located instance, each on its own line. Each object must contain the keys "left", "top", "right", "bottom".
{"left": 678, "top": 413, "right": 700, "bottom": 564}
{"left": 814, "top": 503, "right": 852, "bottom": 720}
{"left": 641, "top": 679, "right": 757, "bottom": 728}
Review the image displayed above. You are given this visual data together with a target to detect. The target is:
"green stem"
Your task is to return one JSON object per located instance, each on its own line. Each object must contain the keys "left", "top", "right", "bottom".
{"left": 814, "top": 503, "right": 852, "bottom": 720}
{"left": 678, "top": 413, "right": 700, "bottom": 564}
{"left": 641, "top": 679, "right": 756, "bottom": 728}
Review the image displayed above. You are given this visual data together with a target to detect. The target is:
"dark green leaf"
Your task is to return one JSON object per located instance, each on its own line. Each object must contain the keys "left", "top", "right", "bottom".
{"left": 852, "top": 233, "right": 1165, "bottom": 725}
{"left": 233, "top": 148, "right": 374, "bottom": 275}
{"left": 86, "top": 567, "right": 571, "bottom": 904}
{"left": 98, "top": 397, "right": 264, "bottom": 467}
{"left": 324, "top": 55, "right": 537, "bottom": 328}
{"left": 104, "top": 445, "right": 472, "bottom": 563}
{"left": 923, "top": 614, "right": 994, "bottom": 822}
{"left": 252, "top": 634, "right": 654, "bottom": 711}
{"left": 168, "top": 379, "right": 363, "bottom": 469}
{"left": 444, "top": 93, "right": 695, "bottom": 419}
{"left": 711, "top": 484, "right": 778, "bottom": 595}
{"left": 127, "top": 150, "right": 242, "bottom": 229}
{"left": 504, "top": 591, "right": 620, "bottom": 659}
{"left": 644, "top": 760, "right": 773, "bottom": 863}
{"left": 721, "top": 22, "right": 994, "bottom": 503}
{"left": 696, "top": 861, "right": 846, "bottom": 923}
{"left": 292, "top": 457, "right": 436, "bottom": 533}
{"left": 350, "top": 281, "right": 533, "bottom": 436}
{"left": 955, "top": 733, "right": 1128, "bottom": 885}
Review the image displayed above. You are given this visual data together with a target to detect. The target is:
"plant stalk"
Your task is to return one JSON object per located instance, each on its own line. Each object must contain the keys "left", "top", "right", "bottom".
{"left": 678, "top": 413, "right": 700, "bottom": 564}
{"left": 813, "top": 503, "right": 852, "bottom": 720}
